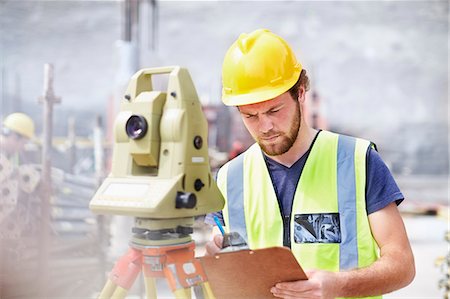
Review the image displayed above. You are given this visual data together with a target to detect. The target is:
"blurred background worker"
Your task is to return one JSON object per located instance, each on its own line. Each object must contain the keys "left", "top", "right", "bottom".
{"left": 1, "top": 112, "right": 35, "bottom": 165}
{"left": 205, "top": 29, "right": 415, "bottom": 298}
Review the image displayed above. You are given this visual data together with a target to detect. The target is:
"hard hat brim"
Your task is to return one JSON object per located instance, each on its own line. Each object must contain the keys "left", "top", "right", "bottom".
{"left": 221, "top": 69, "right": 301, "bottom": 106}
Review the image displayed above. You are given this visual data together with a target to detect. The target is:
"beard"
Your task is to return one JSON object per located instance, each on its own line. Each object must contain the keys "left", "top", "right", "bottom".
{"left": 257, "top": 101, "right": 301, "bottom": 156}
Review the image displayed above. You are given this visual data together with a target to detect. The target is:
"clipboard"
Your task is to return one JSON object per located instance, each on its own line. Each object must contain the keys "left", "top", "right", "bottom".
{"left": 199, "top": 246, "right": 307, "bottom": 299}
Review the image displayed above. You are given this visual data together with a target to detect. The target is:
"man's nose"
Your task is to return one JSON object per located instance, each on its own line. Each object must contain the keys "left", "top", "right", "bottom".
{"left": 258, "top": 115, "right": 273, "bottom": 134}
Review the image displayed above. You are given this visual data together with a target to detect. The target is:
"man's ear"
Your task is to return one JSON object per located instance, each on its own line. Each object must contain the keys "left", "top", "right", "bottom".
{"left": 298, "top": 86, "right": 306, "bottom": 104}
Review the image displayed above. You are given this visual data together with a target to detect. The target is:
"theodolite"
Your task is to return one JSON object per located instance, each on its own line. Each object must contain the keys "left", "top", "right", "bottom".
{"left": 89, "top": 66, "right": 224, "bottom": 299}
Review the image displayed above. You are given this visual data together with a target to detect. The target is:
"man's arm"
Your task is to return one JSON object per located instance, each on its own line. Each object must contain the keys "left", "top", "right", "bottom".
{"left": 271, "top": 202, "right": 415, "bottom": 299}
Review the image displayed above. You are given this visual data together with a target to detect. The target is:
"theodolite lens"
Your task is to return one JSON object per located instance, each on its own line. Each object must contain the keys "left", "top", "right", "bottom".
{"left": 126, "top": 115, "right": 148, "bottom": 140}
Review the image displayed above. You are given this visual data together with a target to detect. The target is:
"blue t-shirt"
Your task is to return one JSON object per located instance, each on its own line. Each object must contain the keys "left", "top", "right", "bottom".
{"left": 205, "top": 132, "right": 404, "bottom": 230}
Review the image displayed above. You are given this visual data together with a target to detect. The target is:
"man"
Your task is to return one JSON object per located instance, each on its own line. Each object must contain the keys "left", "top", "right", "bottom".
{"left": 0, "top": 112, "right": 37, "bottom": 298}
{"left": 205, "top": 29, "right": 415, "bottom": 298}
{"left": 1, "top": 112, "right": 35, "bottom": 165}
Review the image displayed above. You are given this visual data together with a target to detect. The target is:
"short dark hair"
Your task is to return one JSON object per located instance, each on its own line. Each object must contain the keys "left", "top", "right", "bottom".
{"left": 288, "top": 69, "right": 310, "bottom": 101}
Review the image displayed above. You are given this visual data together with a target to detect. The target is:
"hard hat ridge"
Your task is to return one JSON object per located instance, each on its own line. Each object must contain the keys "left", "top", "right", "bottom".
{"left": 237, "top": 29, "right": 268, "bottom": 54}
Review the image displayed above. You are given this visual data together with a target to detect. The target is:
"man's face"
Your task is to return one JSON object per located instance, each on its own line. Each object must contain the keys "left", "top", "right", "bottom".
{"left": 1, "top": 132, "right": 27, "bottom": 153}
{"left": 9, "top": 132, "right": 27, "bottom": 152}
{"left": 238, "top": 92, "right": 301, "bottom": 156}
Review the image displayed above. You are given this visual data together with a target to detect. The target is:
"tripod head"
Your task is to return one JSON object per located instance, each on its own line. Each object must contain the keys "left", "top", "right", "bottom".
{"left": 90, "top": 67, "right": 224, "bottom": 242}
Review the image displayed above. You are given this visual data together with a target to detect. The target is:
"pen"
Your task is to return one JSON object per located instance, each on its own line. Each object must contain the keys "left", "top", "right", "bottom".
{"left": 213, "top": 216, "right": 225, "bottom": 235}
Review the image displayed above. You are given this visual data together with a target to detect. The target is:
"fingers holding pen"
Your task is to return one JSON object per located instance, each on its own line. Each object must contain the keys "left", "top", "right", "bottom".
{"left": 213, "top": 234, "right": 224, "bottom": 248}
{"left": 205, "top": 234, "right": 223, "bottom": 256}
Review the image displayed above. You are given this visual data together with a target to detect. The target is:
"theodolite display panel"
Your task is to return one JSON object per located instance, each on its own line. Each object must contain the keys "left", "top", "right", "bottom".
{"left": 89, "top": 66, "right": 224, "bottom": 218}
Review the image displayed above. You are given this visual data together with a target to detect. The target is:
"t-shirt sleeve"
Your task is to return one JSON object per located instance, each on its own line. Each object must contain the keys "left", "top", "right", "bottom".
{"left": 366, "top": 147, "right": 404, "bottom": 214}
{"left": 204, "top": 211, "right": 225, "bottom": 226}
{"left": 204, "top": 170, "right": 226, "bottom": 226}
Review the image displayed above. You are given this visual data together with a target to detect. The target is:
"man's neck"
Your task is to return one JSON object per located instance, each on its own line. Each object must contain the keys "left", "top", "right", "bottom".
{"left": 265, "top": 124, "right": 318, "bottom": 167}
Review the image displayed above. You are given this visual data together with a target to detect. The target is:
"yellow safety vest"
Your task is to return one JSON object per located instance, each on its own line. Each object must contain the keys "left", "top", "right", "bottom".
{"left": 217, "top": 131, "right": 381, "bottom": 299}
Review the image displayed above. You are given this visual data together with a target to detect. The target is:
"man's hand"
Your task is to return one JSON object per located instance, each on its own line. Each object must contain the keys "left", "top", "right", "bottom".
{"left": 205, "top": 234, "right": 223, "bottom": 256}
{"left": 270, "top": 270, "right": 338, "bottom": 299}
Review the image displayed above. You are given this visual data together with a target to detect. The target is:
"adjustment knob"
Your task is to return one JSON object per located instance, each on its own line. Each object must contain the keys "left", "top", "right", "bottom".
{"left": 194, "top": 179, "right": 205, "bottom": 191}
{"left": 175, "top": 192, "right": 197, "bottom": 209}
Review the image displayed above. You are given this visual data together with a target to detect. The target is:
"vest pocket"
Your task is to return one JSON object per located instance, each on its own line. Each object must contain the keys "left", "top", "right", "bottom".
{"left": 293, "top": 213, "right": 341, "bottom": 243}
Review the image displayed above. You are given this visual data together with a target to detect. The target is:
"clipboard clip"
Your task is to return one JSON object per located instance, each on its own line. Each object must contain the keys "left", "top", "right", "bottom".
{"left": 221, "top": 232, "right": 249, "bottom": 252}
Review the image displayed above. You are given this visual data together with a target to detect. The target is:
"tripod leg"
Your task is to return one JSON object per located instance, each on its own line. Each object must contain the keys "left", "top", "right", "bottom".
{"left": 143, "top": 276, "right": 157, "bottom": 299}
{"left": 111, "top": 286, "right": 129, "bottom": 299}
{"left": 200, "top": 282, "right": 215, "bottom": 299}
{"left": 98, "top": 279, "right": 117, "bottom": 299}
{"left": 193, "top": 282, "right": 215, "bottom": 299}
{"left": 172, "top": 287, "right": 191, "bottom": 299}
{"left": 99, "top": 248, "right": 142, "bottom": 299}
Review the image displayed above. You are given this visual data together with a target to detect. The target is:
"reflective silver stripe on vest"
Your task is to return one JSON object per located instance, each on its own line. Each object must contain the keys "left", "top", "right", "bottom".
{"left": 226, "top": 153, "right": 248, "bottom": 242}
{"left": 337, "top": 135, "right": 358, "bottom": 270}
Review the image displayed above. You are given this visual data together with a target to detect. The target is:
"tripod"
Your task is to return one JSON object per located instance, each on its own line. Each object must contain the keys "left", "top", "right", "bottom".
{"left": 98, "top": 218, "right": 215, "bottom": 299}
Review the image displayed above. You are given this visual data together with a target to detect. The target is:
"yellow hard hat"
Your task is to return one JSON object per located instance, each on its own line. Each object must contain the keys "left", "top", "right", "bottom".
{"left": 3, "top": 112, "right": 35, "bottom": 139}
{"left": 222, "top": 29, "right": 302, "bottom": 106}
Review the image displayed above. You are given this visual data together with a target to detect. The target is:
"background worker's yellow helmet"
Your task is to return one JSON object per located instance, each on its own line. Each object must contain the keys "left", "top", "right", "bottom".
{"left": 3, "top": 112, "right": 35, "bottom": 139}
{"left": 222, "top": 29, "right": 302, "bottom": 106}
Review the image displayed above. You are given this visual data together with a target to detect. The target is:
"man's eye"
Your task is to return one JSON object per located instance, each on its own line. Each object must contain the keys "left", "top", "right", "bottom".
{"left": 245, "top": 114, "right": 256, "bottom": 119}
{"left": 269, "top": 109, "right": 280, "bottom": 114}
